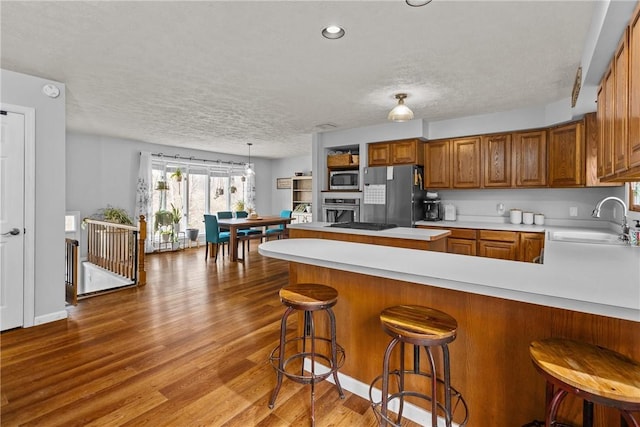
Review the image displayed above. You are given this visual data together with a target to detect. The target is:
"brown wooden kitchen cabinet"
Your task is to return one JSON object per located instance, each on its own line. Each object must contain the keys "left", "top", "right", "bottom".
{"left": 477, "top": 230, "right": 518, "bottom": 260}
{"left": 452, "top": 137, "right": 481, "bottom": 188}
{"left": 629, "top": 3, "right": 640, "bottom": 171}
{"left": 391, "top": 138, "right": 424, "bottom": 165}
{"left": 596, "top": 2, "right": 640, "bottom": 181}
{"left": 368, "top": 143, "right": 390, "bottom": 166}
{"left": 548, "top": 121, "right": 584, "bottom": 187}
{"left": 614, "top": 29, "right": 629, "bottom": 175}
{"left": 519, "top": 232, "right": 545, "bottom": 263}
{"left": 446, "top": 228, "right": 477, "bottom": 256}
{"left": 424, "top": 139, "right": 451, "bottom": 188}
{"left": 368, "top": 138, "right": 424, "bottom": 166}
{"left": 513, "top": 130, "right": 547, "bottom": 187}
{"left": 482, "top": 133, "right": 512, "bottom": 188}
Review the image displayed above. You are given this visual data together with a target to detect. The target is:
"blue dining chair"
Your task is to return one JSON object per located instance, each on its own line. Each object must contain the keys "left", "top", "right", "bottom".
{"left": 265, "top": 210, "right": 292, "bottom": 240}
{"left": 204, "top": 214, "right": 230, "bottom": 262}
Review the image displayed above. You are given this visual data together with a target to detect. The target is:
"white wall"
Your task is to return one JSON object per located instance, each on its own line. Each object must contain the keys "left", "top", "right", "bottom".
{"left": 269, "top": 155, "right": 312, "bottom": 214}
{"left": 1, "top": 69, "right": 66, "bottom": 323}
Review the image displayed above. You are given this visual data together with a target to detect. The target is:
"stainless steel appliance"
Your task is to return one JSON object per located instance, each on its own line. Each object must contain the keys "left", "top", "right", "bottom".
{"left": 328, "top": 222, "right": 396, "bottom": 231}
{"left": 322, "top": 198, "right": 360, "bottom": 223}
{"left": 424, "top": 198, "right": 443, "bottom": 221}
{"left": 361, "top": 165, "right": 425, "bottom": 227}
{"left": 329, "top": 170, "right": 359, "bottom": 190}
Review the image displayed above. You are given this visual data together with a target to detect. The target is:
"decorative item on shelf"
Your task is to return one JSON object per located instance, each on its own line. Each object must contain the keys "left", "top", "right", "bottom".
{"left": 294, "top": 172, "right": 303, "bottom": 176}
{"left": 234, "top": 200, "right": 245, "bottom": 212}
{"left": 327, "top": 153, "right": 352, "bottom": 167}
{"left": 161, "top": 230, "right": 172, "bottom": 242}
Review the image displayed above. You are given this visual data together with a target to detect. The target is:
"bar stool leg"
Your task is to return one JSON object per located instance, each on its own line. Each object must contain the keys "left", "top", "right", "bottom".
{"left": 425, "top": 346, "right": 438, "bottom": 427}
{"left": 583, "top": 400, "right": 594, "bottom": 427}
{"left": 327, "top": 308, "right": 345, "bottom": 399}
{"left": 381, "top": 338, "right": 400, "bottom": 427}
{"left": 442, "top": 344, "right": 452, "bottom": 427}
{"left": 269, "top": 306, "right": 294, "bottom": 409}
{"left": 309, "top": 311, "right": 316, "bottom": 427}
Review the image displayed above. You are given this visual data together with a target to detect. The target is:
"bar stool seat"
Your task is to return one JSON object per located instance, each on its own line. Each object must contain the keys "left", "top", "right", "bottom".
{"left": 268, "top": 283, "right": 345, "bottom": 426}
{"left": 369, "top": 305, "right": 468, "bottom": 427}
{"left": 530, "top": 338, "right": 640, "bottom": 427}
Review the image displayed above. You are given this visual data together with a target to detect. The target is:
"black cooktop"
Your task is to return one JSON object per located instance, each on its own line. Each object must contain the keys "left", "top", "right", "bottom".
{"left": 328, "top": 222, "right": 397, "bottom": 231}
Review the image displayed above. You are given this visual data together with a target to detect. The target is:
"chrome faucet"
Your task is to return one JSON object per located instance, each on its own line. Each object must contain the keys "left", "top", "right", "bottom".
{"left": 592, "top": 196, "right": 630, "bottom": 242}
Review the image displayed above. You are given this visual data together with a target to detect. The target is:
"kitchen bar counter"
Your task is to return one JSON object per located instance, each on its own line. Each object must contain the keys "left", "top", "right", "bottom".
{"left": 289, "top": 221, "right": 450, "bottom": 241}
{"left": 260, "top": 238, "right": 639, "bottom": 321}
{"left": 258, "top": 238, "right": 640, "bottom": 425}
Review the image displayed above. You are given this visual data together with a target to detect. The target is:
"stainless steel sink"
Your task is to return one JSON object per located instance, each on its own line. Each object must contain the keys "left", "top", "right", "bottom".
{"left": 548, "top": 230, "right": 626, "bottom": 245}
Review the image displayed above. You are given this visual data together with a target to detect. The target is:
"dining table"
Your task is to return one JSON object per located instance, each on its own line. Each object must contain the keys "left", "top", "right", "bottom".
{"left": 217, "top": 215, "right": 293, "bottom": 262}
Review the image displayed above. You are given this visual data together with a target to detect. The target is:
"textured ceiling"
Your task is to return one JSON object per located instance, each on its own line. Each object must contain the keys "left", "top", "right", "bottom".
{"left": 1, "top": 1, "right": 597, "bottom": 159}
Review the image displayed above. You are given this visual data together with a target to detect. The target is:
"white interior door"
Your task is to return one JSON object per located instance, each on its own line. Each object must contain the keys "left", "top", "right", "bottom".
{"left": 1, "top": 110, "right": 25, "bottom": 331}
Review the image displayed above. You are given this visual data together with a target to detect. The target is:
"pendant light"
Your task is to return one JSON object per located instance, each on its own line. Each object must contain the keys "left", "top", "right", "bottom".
{"left": 388, "top": 93, "right": 414, "bottom": 122}
{"left": 245, "top": 143, "right": 255, "bottom": 175}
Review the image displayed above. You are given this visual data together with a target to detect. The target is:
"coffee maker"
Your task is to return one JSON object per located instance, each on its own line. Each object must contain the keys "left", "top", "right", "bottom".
{"left": 424, "top": 195, "right": 443, "bottom": 221}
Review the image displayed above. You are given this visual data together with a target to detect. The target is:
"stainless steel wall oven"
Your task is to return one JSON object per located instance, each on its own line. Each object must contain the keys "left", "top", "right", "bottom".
{"left": 322, "top": 198, "right": 360, "bottom": 223}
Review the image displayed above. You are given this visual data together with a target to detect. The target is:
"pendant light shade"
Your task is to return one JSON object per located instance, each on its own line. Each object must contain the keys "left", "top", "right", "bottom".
{"left": 388, "top": 93, "right": 414, "bottom": 122}
{"left": 245, "top": 142, "right": 254, "bottom": 175}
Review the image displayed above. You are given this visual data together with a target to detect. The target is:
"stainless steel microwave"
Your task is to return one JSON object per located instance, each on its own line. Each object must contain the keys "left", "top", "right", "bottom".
{"left": 329, "top": 170, "right": 359, "bottom": 190}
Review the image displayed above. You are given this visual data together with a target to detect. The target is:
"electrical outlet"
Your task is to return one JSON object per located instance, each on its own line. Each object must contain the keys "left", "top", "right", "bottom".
{"left": 569, "top": 206, "right": 578, "bottom": 217}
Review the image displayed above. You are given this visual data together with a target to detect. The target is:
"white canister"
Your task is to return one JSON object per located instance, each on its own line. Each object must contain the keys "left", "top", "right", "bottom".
{"left": 522, "top": 212, "right": 534, "bottom": 225}
{"left": 534, "top": 214, "right": 545, "bottom": 225}
{"left": 443, "top": 204, "right": 456, "bottom": 221}
{"left": 510, "top": 209, "right": 522, "bottom": 225}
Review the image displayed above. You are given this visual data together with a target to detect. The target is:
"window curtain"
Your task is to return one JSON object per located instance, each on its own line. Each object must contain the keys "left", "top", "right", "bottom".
{"left": 246, "top": 171, "right": 256, "bottom": 211}
{"left": 136, "top": 151, "right": 154, "bottom": 253}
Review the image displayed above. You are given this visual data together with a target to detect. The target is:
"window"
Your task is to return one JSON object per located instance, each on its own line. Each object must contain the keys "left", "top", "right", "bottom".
{"left": 631, "top": 182, "right": 640, "bottom": 212}
{"left": 151, "top": 160, "right": 248, "bottom": 237}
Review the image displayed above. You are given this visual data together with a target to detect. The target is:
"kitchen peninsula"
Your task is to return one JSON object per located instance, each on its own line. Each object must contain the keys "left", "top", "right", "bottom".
{"left": 259, "top": 236, "right": 640, "bottom": 426}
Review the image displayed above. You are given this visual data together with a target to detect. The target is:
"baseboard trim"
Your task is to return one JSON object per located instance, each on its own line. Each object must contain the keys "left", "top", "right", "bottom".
{"left": 34, "top": 310, "right": 68, "bottom": 326}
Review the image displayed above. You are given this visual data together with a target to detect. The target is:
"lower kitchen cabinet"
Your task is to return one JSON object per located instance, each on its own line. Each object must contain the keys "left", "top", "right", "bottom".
{"left": 418, "top": 225, "right": 543, "bottom": 263}
{"left": 446, "top": 228, "right": 477, "bottom": 255}
{"left": 477, "top": 230, "right": 518, "bottom": 260}
{"left": 519, "top": 232, "right": 545, "bottom": 263}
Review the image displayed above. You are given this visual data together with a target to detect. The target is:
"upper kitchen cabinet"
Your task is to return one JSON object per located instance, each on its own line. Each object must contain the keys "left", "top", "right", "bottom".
{"left": 368, "top": 143, "right": 390, "bottom": 166}
{"left": 367, "top": 138, "right": 424, "bottom": 166}
{"left": 451, "top": 137, "right": 481, "bottom": 188}
{"left": 630, "top": 3, "right": 640, "bottom": 171}
{"left": 424, "top": 139, "right": 451, "bottom": 188}
{"left": 597, "top": 2, "right": 640, "bottom": 181}
{"left": 513, "top": 130, "right": 547, "bottom": 187}
{"left": 548, "top": 121, "right": 584, "bottom": 187}
{"left": 482, "top": 133, "right": 512, "bottom": 188}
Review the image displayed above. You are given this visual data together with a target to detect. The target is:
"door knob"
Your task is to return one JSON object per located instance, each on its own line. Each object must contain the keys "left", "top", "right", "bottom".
{"left": 2, "top": 228, "right": 20, "bottom": 236}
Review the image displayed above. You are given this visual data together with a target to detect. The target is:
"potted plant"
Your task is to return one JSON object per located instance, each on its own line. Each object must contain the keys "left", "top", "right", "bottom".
{"left": 230, "top": 185, "right": 237, "bottom": 194}
{"left": 82, "top": 205, "right": 133, "bottom": 228}
{"left": 170, "top": 203, "right": 182, "bottom": 235}
{"left": 234, "top": 200, "right": 245, "bottom": 212}
{"left": 154, "top": 209, "right": 173, "bottom": 234}
{"left": 170, "top": 168, "right": 183, "bottom": 182}
{"left": 155, "top": 180, "right": 169, "bottom": 191}
{"left": 160, "top": 229, "right": 172, "bottom": 243}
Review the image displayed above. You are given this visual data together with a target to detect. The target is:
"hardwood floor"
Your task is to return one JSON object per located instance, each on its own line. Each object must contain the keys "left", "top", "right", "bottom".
{"left": 1, "top": 246, "right": 385, "bottom": 427}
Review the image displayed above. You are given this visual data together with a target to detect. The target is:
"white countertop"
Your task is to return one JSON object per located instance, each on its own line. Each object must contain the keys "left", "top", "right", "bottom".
{"left": 289, "top": 221, "right": 450, "bottom": 241}
{"left": 415, "top": 219, "right": 546, "bottom": 233}
{"left": 259, "top": 236, "right": 640, "bottom": 322}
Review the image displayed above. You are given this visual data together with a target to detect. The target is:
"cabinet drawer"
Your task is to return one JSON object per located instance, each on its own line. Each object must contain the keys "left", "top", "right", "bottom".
{"left": 478, "top": 230, "right": 517, "bottom": 242}
{"left": 449, "top": 228, "right": 477, "bottom": 240}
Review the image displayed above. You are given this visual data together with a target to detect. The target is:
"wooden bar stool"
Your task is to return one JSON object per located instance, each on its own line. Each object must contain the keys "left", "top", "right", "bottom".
{"left": 369, "top": 305, "right": 468, "bottom": 427}
{"left": 268, "top": 283, "right": 345, "bottom": 426}
{"left": 530, "top": 338, "right": 640, "bottom": 427}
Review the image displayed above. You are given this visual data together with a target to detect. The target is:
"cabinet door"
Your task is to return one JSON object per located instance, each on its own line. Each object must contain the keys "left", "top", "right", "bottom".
{"left": 391, "top": 139, "right": 422, "bottom": 165}
{"left": 629, "top": 4, "right": 640, "bottom": 170}
{"left": 368, "top": 143, "right": 390, "bottom": 166}
{"left": 452, "top": 137, "right": 481, "bottom": 188}
{"left": 519, "top": 232, "right": 545, "bottom": 263}
{"left": 548, "top": 121, "right": 584, "bottom": 187}
{"left": 600, "top": 65, "right": 615, "bottom": 177}
{"left": 482, "top": 134, "right": 512, "bottom": 187}
{"left": 447, "top": 238, "right": 477, "bottom": 256}
{"left": 424, "top": 140, "right": 450, "bottom": 188}
{"left": 477, "top": 240, "right": 518, "bottom": 260}
{"left": 613, "top": 30, "right": 629, "bottom": 174}
{"left": 513, "top": 130, "right": 547, "bottom": 187}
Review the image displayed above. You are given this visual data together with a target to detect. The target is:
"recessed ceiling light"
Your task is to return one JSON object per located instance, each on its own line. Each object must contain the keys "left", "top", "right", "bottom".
{"left": 406, "top": 0, "right": 433, "bottom": 6}
{"left": 322, "top": 25, "right": 345, "bottom": 40}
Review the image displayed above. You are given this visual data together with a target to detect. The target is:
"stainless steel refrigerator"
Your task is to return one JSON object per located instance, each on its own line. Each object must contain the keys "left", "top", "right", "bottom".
{"left": 361, "top": 164, "right": 425, "bottom": 227}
